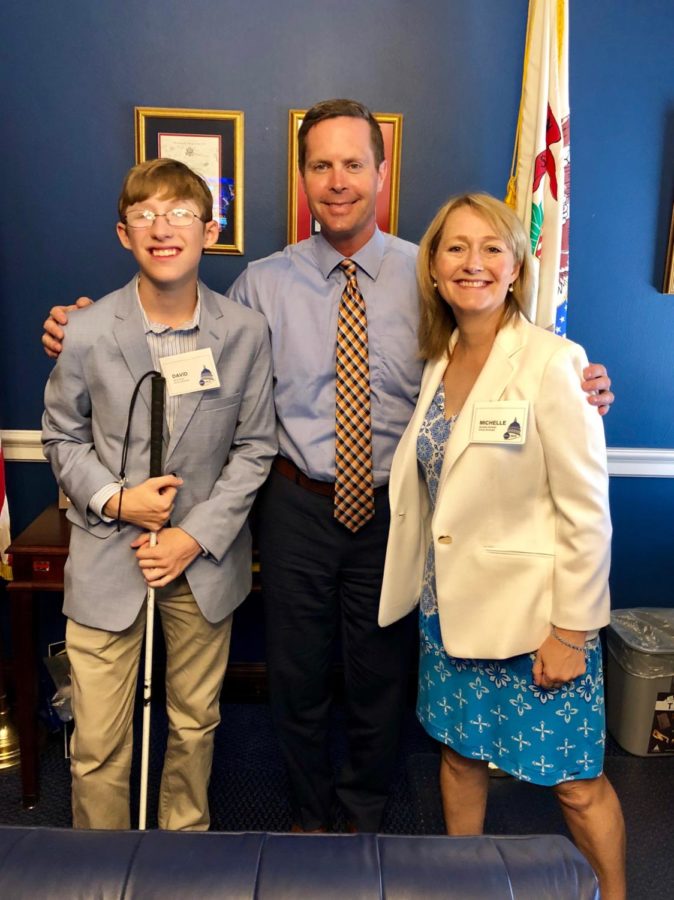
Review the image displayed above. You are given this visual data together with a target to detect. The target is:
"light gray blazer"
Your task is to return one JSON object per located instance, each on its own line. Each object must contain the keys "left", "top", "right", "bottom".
{"left": 42, "top": 278, "right": 277, "bottom": 631}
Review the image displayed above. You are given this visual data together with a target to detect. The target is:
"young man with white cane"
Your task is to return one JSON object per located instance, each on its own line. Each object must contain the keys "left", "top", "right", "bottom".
{"left": 42, "top": 159, "right": 276, "bottom": 830}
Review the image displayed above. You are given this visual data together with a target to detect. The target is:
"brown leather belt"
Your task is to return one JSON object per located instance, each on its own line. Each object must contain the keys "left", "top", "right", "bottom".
{"left": 272, "top": 456, "right": 335, "bottom": 497}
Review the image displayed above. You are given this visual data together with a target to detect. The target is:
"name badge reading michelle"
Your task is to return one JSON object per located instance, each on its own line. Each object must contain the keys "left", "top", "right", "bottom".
{"left": 470, "top": 401, "right": 529, "bottom": 444}
{"left": 159, "top": 348, "right": 221, "bottom": 397}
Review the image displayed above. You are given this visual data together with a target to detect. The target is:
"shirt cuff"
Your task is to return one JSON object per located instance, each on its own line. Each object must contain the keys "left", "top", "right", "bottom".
{"left": 89, "top": 483, "right": 122, "bottom": 522}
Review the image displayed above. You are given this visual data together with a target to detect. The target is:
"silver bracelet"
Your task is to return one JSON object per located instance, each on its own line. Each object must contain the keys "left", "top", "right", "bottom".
{"left": 551, "top": 627, "right": 586, "bottom": 652}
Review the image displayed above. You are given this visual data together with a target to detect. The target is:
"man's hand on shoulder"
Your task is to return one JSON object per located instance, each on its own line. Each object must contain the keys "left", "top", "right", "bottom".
{"left": 582, "top": 363, "right": 614, "bottom": 416}
{"left": 42, "top": 296, "right": 94, "bottom": 359}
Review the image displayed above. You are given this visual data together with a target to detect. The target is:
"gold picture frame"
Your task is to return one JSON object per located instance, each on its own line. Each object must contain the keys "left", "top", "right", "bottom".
{"left": 287, "top": 109, "right": 403, "bottom": 244}
{"left": 135, "top": 106, "right": 244, "bottom": 255}
{"left": 664, "top": 203, "right": 674, "bottom": 294}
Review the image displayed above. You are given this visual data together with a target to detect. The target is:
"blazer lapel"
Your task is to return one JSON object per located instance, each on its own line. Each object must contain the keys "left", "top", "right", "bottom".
{"left": 113, "top": 279, "right": 157, "bottom": 419}
{"left": 389, "top": 354, "right": 447, "bottom": 509}
{"left": 164, "top": 283, "right": 228, "bottom": 465}
{"left": 439, "top": 316, "right": 527, "bottom": 485}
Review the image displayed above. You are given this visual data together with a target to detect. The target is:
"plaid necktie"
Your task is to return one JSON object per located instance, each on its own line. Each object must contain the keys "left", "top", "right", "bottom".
{"left": 334, "top": 259, "right": 375, "bottom": 532}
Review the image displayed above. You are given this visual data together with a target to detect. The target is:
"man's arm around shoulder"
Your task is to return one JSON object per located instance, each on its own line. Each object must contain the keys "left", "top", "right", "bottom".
{"left": 42, "top": 297, "right": 95, "bottom": 358}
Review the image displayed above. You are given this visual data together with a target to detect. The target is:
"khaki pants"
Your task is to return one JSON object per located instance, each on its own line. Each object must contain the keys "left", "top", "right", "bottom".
{"left": 66, "top": 576, "right": 232, "bottom": 830}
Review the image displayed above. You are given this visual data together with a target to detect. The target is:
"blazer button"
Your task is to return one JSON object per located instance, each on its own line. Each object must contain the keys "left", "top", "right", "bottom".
{"left": 438, "top": 535, "right": 453, "bottom": 545}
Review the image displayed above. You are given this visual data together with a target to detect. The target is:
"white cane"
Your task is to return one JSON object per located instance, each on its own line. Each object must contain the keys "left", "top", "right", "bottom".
{"left": 139, "top": 373, "right": 165, "bottom": 830}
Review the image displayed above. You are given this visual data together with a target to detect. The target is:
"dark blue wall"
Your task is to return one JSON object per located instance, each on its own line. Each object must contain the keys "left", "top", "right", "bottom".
{"left": 2, "top": 1, "right": 673, "bottom": 615}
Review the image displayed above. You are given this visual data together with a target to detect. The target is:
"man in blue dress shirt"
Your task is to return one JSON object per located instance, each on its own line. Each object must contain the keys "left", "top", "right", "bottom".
{"left": 228, "top": 100, "right": 423, "bottom": 833}
{"left": 42, "top": 98, "right": 613, "bottom": 834}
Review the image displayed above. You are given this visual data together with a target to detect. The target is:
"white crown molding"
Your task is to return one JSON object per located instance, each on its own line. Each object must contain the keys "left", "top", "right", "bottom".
{"left": 2, "top": 429, "right": 674, "bottom": 478}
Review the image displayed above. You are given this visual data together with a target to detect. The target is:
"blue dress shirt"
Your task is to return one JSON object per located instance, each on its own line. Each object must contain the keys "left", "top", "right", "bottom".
{"left": 228, "top": 229, "right": 423, "bottom": 485}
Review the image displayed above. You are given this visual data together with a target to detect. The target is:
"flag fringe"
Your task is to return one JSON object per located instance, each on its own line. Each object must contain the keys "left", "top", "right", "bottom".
{"left": 506, "top": 0, "right": 537, "bottom": 209}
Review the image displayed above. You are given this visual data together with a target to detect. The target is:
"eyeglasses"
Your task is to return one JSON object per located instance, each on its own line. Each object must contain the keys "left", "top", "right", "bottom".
{"left": 124, "top": 208, "right": 206, "bottom": 228}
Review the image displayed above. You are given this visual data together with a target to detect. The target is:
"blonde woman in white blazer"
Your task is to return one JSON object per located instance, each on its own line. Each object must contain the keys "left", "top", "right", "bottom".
{"left": 379, "top": 194, "right": 625, "bottom": 899}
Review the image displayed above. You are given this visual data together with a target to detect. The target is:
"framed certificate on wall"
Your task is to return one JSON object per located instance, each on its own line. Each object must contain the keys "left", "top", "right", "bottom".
{"left": 135, "top": 107, "right": 244, "bottom": 255}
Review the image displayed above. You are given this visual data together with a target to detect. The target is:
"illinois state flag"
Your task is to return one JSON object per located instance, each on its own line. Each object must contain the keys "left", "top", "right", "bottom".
{"left": 506, "top": 0, "right": 570, "bottom": 335}
{"left": 0, "top": 437, "right": 11, "bottom": 580}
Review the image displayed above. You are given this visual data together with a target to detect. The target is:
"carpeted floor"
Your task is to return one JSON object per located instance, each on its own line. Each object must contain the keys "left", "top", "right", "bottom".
{"left": 0, "top": 701, "right": 672, "bottom": 898}
{"left": 407, "top": 748, "right": 674, "bottom": 898}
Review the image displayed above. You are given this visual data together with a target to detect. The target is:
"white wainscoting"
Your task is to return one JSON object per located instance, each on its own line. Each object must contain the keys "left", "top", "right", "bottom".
{"left": 3, "top": 429, "right": 674, "bottom": 478}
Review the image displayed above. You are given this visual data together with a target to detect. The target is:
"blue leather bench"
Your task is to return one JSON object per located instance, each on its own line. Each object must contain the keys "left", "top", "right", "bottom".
{"left": 0, "top": 826, "right": 598, "bottom": 899}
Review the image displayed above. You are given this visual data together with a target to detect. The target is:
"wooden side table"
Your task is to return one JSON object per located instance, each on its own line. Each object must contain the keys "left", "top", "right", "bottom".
{"left": 7, "top": 505, "right": 69, "bottom": 808}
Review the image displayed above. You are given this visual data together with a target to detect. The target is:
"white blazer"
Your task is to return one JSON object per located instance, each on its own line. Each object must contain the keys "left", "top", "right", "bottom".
{"left": 378, "top": 314, "right": 611, "bottom": 659}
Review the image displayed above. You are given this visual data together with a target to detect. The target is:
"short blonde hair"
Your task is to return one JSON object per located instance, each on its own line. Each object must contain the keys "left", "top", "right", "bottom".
{"left": 417, "top": 193, "right": 534, "bottom": 361}
{"left": 118, "top": 158, "right": 214, "bottom": 222}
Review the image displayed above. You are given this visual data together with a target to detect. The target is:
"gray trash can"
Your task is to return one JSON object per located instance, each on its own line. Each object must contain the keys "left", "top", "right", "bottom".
{"left": 606, "top": 608, "right": 674, "bottom": 756}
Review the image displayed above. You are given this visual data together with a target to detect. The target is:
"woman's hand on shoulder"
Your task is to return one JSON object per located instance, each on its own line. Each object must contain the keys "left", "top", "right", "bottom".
{"left": 532, "top": 628, "right": 587, "bottom": 689}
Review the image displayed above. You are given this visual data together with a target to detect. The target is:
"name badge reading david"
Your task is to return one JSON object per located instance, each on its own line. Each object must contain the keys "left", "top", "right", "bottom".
{"left": 470, "top": 401, "right": 529, "bottom": 444}
{"left": 159, "top": 348, "right": 221, "bottom": 397}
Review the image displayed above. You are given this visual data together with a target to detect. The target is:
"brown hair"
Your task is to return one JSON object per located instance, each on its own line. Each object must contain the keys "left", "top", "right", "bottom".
{"left": 297, "top": 99, "right": 385, "bottom": 171}
{"left": 417, "top": 193, "right": 534, "bottom": 361}
{"left": 118, "top": 158, "right": 214, "bottom": 222}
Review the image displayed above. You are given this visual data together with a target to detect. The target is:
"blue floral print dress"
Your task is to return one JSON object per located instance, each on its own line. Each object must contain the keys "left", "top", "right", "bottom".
{"left": 416, "top": 383, "right": 605, "bottom": 785}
